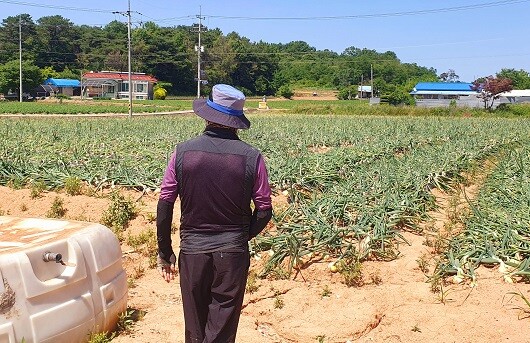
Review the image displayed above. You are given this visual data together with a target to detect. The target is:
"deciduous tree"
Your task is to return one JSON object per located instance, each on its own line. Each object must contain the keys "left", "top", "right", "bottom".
{"left": 496, "top": 68, "right": 530, "bottom": 89}
{"left": 439, "top": 69, "right": 459, "bottom": 82}
{"left": 472, "top": 76, "right": 513, "bottom": 111}
{"left": 0, "top": 59, "right": 43, "bottom": 95}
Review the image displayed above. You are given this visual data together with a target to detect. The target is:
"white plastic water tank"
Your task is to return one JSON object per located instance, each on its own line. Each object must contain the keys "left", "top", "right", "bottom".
{"left": 0, "top": 216, "right": 128, "bottom": 343}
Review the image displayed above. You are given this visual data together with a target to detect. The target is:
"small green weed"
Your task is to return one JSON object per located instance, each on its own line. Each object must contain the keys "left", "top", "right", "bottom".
{"left": 321, "top": 285, "right": 332, "bottom": 298}
{"left": 127, "top": 229, "right": 155, "bottom": 252}
{"left": 84, "top": 187, "right": 99, "bottom": 197}
{"left": 7, "top": 176, "right": 24, "bottom": 190}
{"left": 269, "top": 267, "right": 289, "bottom": 280}
{"left": 430, "top": 273, "right": 443, "bottom": 294}
{"left": 126, "top": 229, "right": 157, "bottom": 268}
{"left": 117, "top": 307, "right": 145, "bottom": 334}
{"left": 127, "top": 276, "right": 137, "bottom": 289}
{"left": 339, "top": 258, "right": 364, "bottom": 287}
{"left": 30, "top": 179, "right": 47, "bottom": 199}
{"left": 64, "top": 176, "right": 83, "bottom": 195}
{"left": 436, "top": 283, "right": 454, "bottom": 305}
{"left": 100, "top": 191, "right": 137, "bottom": 231}
{"left": 416, "top": 253, "right": 430, "bottom": 274}
{"left": 246, "top": 269, "right": 260, "bottom": 294}
{"left": 46, "top": 196, "right": 67, "bottom": 218}
{"left": 132, "top": 264, "right": 145, "bottom": 280}
{"left": 370, "top": 270, "right": 383, "bottom": 285}
{"left": 273, "top": 294, "right": 284, "bottom": 309}
{"left": 271, "top": 289, "right": 286, "bottom": 309}
{"left": 424, "top": 231, "right": 450, "bottom": 254}
{"left": 87, "top": 331, "right": 115, "bottom": 343}
{"left": 145, "top": 212, "right": 156, "bottom": 223}
{"left": 87, "top": 308, "right": 144, "bottom": 341}
{"left": 148, "top": 254, "right": 157, "bottom": 269}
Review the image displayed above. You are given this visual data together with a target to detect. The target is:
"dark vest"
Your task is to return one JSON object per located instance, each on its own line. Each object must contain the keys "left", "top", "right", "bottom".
{"left": 175, "top": 128, "right": 260, "bottom": 234}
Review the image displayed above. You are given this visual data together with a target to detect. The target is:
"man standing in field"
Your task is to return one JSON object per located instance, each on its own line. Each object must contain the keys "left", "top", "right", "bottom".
{"left": 156, "top": 84, "right": 273, "bottom": 343}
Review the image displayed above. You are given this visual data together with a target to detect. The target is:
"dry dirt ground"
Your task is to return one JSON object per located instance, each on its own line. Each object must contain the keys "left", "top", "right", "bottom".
{"left": 1, "top": 184, "right": 529, "bottom": 343}
{"left": 292, "top": 90, "right": 338, "bottom": 101}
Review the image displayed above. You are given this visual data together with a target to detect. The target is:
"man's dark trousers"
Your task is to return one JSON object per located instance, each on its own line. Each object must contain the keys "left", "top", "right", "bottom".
{"left": 179, "top": 248, "right": 250, "bottom": 343}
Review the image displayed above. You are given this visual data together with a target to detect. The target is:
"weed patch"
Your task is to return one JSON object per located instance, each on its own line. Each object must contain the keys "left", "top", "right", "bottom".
{"left": 100, "top": 191, "right": 137, "bottom": 231}
{"left": 64, "top": 176, "right": 83, "bottom": 195}
{"left": 46, "top": 196, "right": 67, "bottom": 218}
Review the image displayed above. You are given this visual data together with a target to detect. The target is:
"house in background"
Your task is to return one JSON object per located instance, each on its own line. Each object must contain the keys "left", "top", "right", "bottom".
{"left": 410, "top": 82, "right": 481, "bottom": 108}
{"left": 357, "top": 85, "right": 372, "bottom": 99}
{"left": 499, "top": 89, "right": 530, "bottom": 104}
{"left": 81, "top": 71, "right": 158, "bottom": 100}
{"left": 43, "top": 78, "right": 81, "bottom": 96}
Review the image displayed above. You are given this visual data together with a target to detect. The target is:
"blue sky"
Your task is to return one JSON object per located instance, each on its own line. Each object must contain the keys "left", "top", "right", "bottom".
{"left": 1, "top": 0, "right": 529, "bottom": 82}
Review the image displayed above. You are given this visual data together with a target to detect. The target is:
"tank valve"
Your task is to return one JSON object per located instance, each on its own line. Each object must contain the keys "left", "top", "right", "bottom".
{"left": 43, "top": 252, "right": 64, "bottom": 265}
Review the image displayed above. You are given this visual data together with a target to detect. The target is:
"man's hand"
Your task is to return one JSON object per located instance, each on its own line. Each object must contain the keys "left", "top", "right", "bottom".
{"left": 249, "top": 208, "right": 273, "bottom": 239}
{"left": 157, "top": 253, "right": 177, "bottom": 283}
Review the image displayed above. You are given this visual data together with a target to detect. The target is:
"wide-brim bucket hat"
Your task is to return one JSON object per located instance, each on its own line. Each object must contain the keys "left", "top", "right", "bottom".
{"left": 192, "top": 84, "right": 251, "bottom": 129}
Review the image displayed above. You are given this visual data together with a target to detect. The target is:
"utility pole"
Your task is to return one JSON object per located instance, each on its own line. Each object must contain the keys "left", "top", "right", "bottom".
{"left": 19, "top": 17, "right": 22, "bottom": 103}
{"left": 127, "top": 0, "right": 132, "bottom": 118}
{"left": 370, "top": 64, "right": 373, "bottom": 99}
{"left": 80, "top": 68, "right": 83, "bottom": 100}
{"left": 360, "top": 74, "right": 364, "bottom": 99}
{"left": 113, "top": 1, "right": 133, "bottom": 117}
{"left": 192, "top": 7, "right": 206, "bottom": 98}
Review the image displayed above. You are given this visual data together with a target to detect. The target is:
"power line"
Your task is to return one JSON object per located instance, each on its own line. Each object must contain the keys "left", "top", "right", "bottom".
{"left": 203, "top": 0, "right": 530, "bottom": 20}
{"left": 0, "top": 0, "right": 115, "bottom": 13}
{"left": 146, "top": 15, "right": 198, "bottom": 24}
{"left": 115, "top": 0, "right": 530, "bottom": 24}
{"left": 1, "top": 15, "right": 180, "bottom": 31}
{"left": 2, "top": 0, "right": 528, "bottom": 24}
{"left": 5, "top": 21, "right": 140, "bottom": 29}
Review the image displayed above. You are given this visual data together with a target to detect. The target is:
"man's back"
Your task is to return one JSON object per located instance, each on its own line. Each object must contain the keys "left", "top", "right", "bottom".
{"left": 176, "top": 128, "right": 260, "bottom": 233}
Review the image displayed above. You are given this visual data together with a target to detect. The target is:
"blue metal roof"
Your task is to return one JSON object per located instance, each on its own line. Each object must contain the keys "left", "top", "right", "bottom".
{"left": 412, "top": 82, "right": 475, "bottom": 92}
{"left": 44, "top": 78, "right": 81, "bottom": 87}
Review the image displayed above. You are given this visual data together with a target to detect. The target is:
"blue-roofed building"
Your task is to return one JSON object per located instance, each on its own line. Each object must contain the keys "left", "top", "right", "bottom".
{"left": 43, "top": 78, "right": 81, "bottom": 97}
{"left": 410, "top": 82, "right": 482, "bottom": 108}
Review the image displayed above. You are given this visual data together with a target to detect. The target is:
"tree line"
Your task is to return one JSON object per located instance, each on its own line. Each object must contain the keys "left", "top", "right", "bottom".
{"left": 1, "top": 14, "right": 530, "bottom": 101}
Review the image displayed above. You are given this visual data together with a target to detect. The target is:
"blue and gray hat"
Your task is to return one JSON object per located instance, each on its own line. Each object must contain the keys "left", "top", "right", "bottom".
{"left": 192, "top": 84, "right": 250, "bottom": 129}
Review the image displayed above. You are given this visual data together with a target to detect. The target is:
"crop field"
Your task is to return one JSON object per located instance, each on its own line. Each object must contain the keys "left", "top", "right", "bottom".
{"left": 0, "top": 99, "right": 190, "bottom": 114}
{"left": 1, "top": 114, "right": 529, "bottom": 285}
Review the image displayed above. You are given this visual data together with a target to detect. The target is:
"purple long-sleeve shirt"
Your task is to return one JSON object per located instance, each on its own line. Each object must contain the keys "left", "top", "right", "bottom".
{"left": 159, "top": 150, "right": 272, "bottom": 211}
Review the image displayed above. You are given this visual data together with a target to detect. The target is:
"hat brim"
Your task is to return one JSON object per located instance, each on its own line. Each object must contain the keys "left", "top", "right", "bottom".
{"left": 193, "top": 99, "right": 250, "bottom": 129}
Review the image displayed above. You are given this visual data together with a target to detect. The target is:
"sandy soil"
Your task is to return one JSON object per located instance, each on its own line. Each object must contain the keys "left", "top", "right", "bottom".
{"left": 0, "top": 184, "right": 529, "bottom": 343}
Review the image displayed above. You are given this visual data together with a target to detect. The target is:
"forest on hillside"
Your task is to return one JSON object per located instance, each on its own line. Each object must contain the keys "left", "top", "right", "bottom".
{"left": 1, "top": 14, "right": 530, "bottom": 100}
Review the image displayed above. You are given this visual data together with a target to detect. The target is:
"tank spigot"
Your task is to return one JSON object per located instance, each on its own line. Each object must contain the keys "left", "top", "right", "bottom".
{"left": 43, "top": 252, "right": 64, "bottom": 264}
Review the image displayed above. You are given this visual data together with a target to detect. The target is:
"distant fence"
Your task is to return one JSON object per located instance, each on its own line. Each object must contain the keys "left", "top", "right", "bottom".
{"left": 415, "top": 96, "right": 530, "bottom": 109}
{"left": 414, "top": 98, "right": 483, "bottom": 108}
{"left": 503, "top": 96, "right": 530, "bottom": 104}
